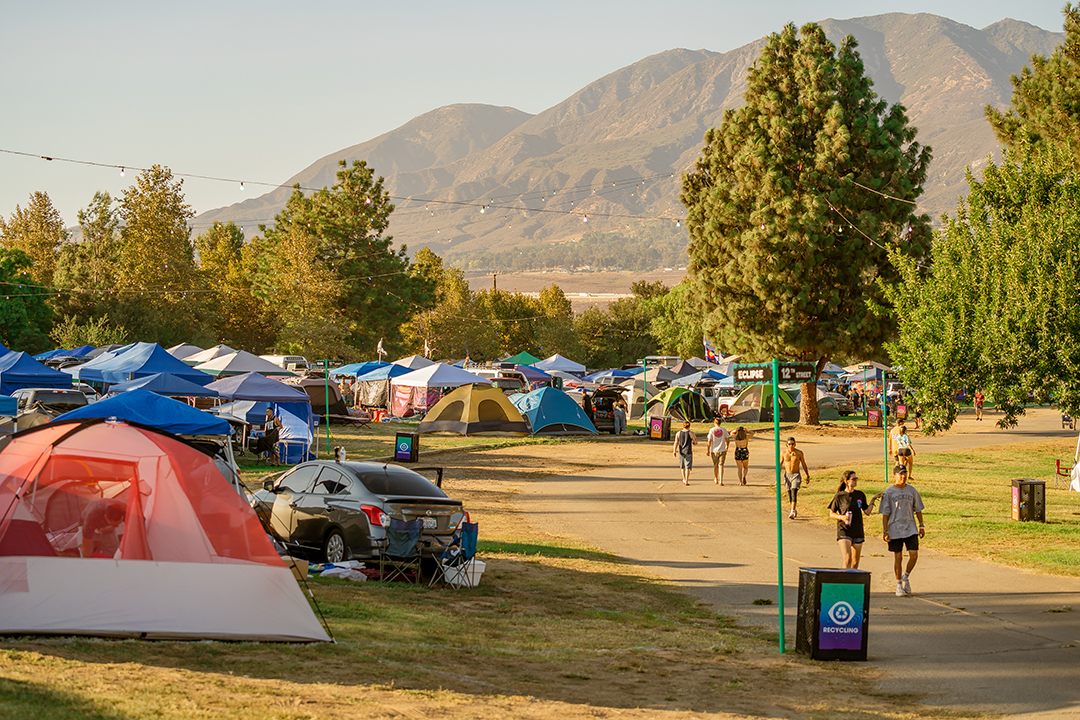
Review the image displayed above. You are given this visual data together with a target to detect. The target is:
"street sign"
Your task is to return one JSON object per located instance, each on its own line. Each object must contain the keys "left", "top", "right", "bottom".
{"left": 778, "top": 363, "right": 816, "bottom": 383}
{"left": 882, "top": 371, "right": 898, "bottom": 381}
{"left": 734, "top": 365, "right": 771, "bottom": 383}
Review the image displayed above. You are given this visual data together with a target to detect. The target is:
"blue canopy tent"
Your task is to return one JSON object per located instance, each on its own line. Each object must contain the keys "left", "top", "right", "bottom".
{"left": 206, "top": 372, "right": 314, "bottom": 462}
{"left": 106, "top": 372, "right": 221, "bottom": 398}
{"left": 0, "top": 341, "right": 10, "bottom": 357}
{"left": 352, "top": 362, "right": 413, "bottom": 407}
{"left": 672, "top": 369, "right": 729, "bottom": 387}
{"left": 509, "top": 387, "right": 597, "bottom": 435}
{"left": 0, "top": 352, "right": 74, "bottom": 395}
{"left": 51, "top": 344, "right": 96, "bottom": 361}
{"left": 329, "top": 361, "right": 387, "bottom": 379}
{"left": 33, "top": 349, "right": 67, "bottom": 361}
{"left": 71, "top": 342, "right": 212, "bottom": 387}
{"left": 55, "top": 389, "right": 230, "bottom": 436}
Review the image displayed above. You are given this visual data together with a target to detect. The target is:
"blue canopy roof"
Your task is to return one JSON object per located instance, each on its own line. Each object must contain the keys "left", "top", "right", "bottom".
{"left": 354, "top": 363, "right": 413, "bottom": 382}
{"left": 107, "top": 372, "right": 221, "bottom": 398}
{"left": 55, "top": 388, "right": 230, "bottom": 436}
{"left": 0, "top": 352, "right": 74, "bottom": 395}
{"left": 205, "top": 372, "right": 310, "bottom": 403}
{"left": 0, "top": 341, "right": 10, "bottom": 356}
{"left": 329, "top": 361, "right": 388, "bottom": 379}
{"left": 71, "top": 342, "right": 213, "bottom": 386}
{"left": 33, "top": 349, "right": 66, "bottom": 361}
{"left": 672, "top": 369, "right": 730, "bottom": 387}
{"left": 509, "top": 387, "right": 597, "bottom": 435}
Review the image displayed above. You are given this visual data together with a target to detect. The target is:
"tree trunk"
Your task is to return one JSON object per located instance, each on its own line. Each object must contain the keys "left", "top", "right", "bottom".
{"left": 798, "top": 357, "right": 829, "bottom": 426}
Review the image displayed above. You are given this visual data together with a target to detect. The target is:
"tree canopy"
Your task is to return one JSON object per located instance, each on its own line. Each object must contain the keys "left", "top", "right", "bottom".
{"left": 680, "top": 22, "right": 932, "bottom": 423}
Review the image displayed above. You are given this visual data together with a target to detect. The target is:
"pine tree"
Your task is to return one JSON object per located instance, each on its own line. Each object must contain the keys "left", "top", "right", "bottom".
{"left": 0, "top": 191, "right": 69, "bottom": 287}
{"left": 680, "top": 22, "right": 932, "bottom": 424}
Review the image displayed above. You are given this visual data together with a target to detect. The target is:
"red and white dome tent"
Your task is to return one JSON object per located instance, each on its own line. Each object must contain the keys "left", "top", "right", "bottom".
{"left": 0, "top": 418, "right": 329, "bottom": 642}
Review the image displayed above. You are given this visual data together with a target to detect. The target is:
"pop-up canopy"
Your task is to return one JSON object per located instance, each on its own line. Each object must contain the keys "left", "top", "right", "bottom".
{"left": 534, "top": 354, "right": 586, "bottom": 374}
{"left": 0, "top": 352, "right": 73, "bottom": 395}
{"left": 56, "top": 389, "right": 230, "bottom": 436}
{"left": 107, "top": 372, "right": 221, "bottom": 398}
{"left": 70, "top": 343, "right": 212, "bottom": 387}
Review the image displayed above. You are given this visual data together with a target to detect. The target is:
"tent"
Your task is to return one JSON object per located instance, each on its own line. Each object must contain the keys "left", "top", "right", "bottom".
{"left": 504, "top": 351, "right": 541, "bottom": 366}
{"left": 0, "top": 341, "right": 10, "bottom": 356}
{"left": 843, "top": 361, "right": 892, "bottom": 374}
{"left": 211, "top": 400, "right": 315, "bottom": 465}
{"left": 643, "top": 367, "right": 680, "bottom": 384}
{"left": 194, "top": 351, "right": 297, "bottom": 378}
{"left": 166, "top": 343, "right": 204, "bottom": 361}
{"left": 514, "top": 364, "right": 551, "bottom": 387}
{"left": 106, "top": 372, "right": 221, "bottom": 398}
{"left": 33, "top": 349, "right": 66, "bottom": 361}
{"left": 669, "top": 361, "right": 700, "bottom": 378}
{"left": 509, "top": 387, "right": 597, "bottom": 435}
{"left": 672, "top": 369, "right": 729, "bottom": 387}
{"left": 393, "top": 354, "right": 436, "bottom": 370}
{"left": 646, "top": 387, "right": 713, "bottom": 422}
{"left": 0, "top": 353, "right": 74, "bottom": 395}
{"left": 181, "top": 344, "right": 236, "bottom": 367}
{"left": 684, "top": 357, "right": 711, "bottom": 369}
{"left": 390, "top": 363, "right": 490, "bottom": 417}
{"left": 583, "top": 368, "right": 635, "bottom": 382}
{"left": 727, "top": 383, "right": 800, "bottom": 423}
{"left": 352, "top": 363, "right": 413, "bottom": 407}
{"left": 288, "top": 377, "right": 350, "bottom": 417}
{"left": 787, "top": 386, "right": 840, "bottom": 421}
{"left": 822, "top": 361, "right": 847, "bottom": 376}
{"left": 70, "top": 343, "right": 213, "bottom": 387}
{"left": 0, "top": 419, "right": 328, "bottom": 641}
{"left": 329, "top": 361, "right": 387, "bottom": 379}
{"left": 43, "top": 345, "right": 96, "bottom": 363}
{"left": 56, "top": 389, "right": 231, "bottom": 436}
{"left": 82, "top": 344, "right": 129, "bottom": 360}
{"left": 418, "top": 384, "right": 528, "bottom": 435}
{"left": 533, "top": 353, "right": 586, "bottom": 374}
{"left": 205, "top": 372, "right": 311, "bottom": 404}
{"left": 619, "top": 378, "right": 661, "bottom": 420}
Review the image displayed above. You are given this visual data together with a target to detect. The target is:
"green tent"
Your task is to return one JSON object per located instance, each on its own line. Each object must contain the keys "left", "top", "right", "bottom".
{"left": 645, "top": 387, "right": 713, "bottom": 422}
{"left": 728, "top": 383, "right": 800, "bottom": 423}
{"left": 504, "top": 351, "right": 541, "bottom": 366}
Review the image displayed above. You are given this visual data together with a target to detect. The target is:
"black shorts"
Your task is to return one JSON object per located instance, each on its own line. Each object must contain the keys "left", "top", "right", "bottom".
{"left": 888, "top": 535, "right": 919, "bottom": 553}
{"left": 838, "top": 535, "right": 864, "bottom": 544}
{"left": 898, "top": 448, "right": 912, "bottom": 457}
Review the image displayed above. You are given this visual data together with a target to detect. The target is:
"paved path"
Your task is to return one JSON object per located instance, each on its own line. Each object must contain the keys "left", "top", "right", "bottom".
{"left": 523, "top": 409, "right": 1080, "bottom": 718}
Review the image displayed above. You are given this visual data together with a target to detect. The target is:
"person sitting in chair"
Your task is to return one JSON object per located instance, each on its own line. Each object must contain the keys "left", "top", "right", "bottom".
{"left": 257, "top": 407, "right": 283, "bottom": 465}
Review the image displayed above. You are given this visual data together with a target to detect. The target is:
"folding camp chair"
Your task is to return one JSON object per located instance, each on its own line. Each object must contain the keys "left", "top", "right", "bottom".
{"left": 429, "top": 521, "right": 479, "bottom": 588}
{"left": 379, "top": 518, "right": 423, "bottom": 583}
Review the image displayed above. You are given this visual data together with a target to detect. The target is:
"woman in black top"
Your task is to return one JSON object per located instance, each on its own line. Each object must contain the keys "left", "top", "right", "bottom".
{"left": 827, "top": 470, "right": 877, "bottom": 568}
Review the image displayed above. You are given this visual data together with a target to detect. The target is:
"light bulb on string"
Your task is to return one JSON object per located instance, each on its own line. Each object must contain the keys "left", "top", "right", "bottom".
{"left": 240, "top": 181, "right": 244, "bottom": 190}
{"left": 120, "top": 167, "right": 125, "bottom": 177}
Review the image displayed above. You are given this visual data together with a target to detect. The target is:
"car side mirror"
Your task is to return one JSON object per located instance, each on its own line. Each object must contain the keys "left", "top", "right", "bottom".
{"left": 263, "top": 480, "right": 276, "bottom": 492}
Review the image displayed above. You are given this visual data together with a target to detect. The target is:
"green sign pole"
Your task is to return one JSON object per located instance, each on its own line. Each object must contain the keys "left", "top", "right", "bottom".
{"left": 324, "top": 359, "right": 331, "bottom": 456}
{"left": 772, "top": 357, "right": 785, "bottom": 653}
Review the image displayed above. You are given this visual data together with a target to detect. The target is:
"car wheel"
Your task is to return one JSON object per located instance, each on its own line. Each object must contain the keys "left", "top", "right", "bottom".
{"left": 323, "top": 529, "right": 346, "bottom": 564}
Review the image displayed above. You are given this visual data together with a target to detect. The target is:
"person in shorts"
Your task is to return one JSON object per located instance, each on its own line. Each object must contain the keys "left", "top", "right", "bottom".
{"left": 705, "top": 417, "right": 731, "bottom": 486}
{"left": 672, "top": 421, "right": 697, "bottom": 486}
{"left": 895, "top": 423, "right": 915, "bottom": 477}
{"left": 974, "top": 390, "right": 985, "bottom": 421}
{"left": 878, "top": 465, "right": 926, "bottom": 596}
{"left": 827, "top": 470, "right": 877, "bottom": 568}
{"left": 780, "top": 437, "right": 810, "bottom": 519}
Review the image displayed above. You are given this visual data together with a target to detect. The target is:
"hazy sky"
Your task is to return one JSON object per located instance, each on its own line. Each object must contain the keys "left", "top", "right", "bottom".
{"left": 0, "top": 1, "right": 1066, "bottom": 228}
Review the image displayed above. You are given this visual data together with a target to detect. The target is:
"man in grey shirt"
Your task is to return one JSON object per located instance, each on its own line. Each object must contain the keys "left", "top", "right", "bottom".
{"left": 878, "top": 465, "right": 925, "bottom": 596}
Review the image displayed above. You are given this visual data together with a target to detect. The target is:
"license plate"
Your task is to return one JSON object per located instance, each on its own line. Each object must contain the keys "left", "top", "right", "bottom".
{"left": 421, "top": 517, "right": 437, "bottom": 530}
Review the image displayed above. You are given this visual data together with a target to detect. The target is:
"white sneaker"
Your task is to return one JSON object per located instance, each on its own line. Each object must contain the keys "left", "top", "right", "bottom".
{"left": 788, "top": 509, "right": 796, "bottom": 519}
{"left": 901, "top": 574, "right": 911, "bottom": 595}
{"left": 895, "top": 582, "right": 906, "bottom": 597}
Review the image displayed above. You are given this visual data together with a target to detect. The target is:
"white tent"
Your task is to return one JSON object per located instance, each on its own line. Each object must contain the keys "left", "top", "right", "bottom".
{"left": 393, "top": 354, "right": 436, "bottom": 370}
{"left": 182, "top": 344, "right": 236, "bottom": 367}
{"left": 166, "top": 343, "right": 204, "bottom": 361}
{"left": 844, "top": 360, "right": 893, "bottom": 373}
{"left": 0, "top": 420, "right": 328, "bottom": 642}
{"left": 392, "top": 363, "right": 491, "bottom": 388}
{"left": 534, "top": 354, "right": 586, "bottom": 374}
{"left": 195, "top": 351, "right": 298, "bottom": 378}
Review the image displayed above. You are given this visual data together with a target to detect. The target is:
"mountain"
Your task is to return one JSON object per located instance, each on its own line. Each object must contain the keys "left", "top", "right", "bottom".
{"left": 197, "top": 13, "right": 1064, "bottom": 265}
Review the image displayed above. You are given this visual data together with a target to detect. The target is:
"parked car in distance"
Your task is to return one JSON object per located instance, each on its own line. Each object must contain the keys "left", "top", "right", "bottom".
{"left": 250, "top": 460, "right": 466, "bottom": 564}
{"left": 260, "top": 355, "right": 308, "bottom": 371}
{"left": 829, "top": 392, "right": 854, "bottom": 416}
{"left": 584, "top": 386, "right": 625, "bottom": 434}
{"left": 11, "top": 388, "right": 89, "bottom": 413}
{"left": 72, "top": 383, "right": 100, "bottom": 404}
{"left": 473, "top": 368, "right": 528, "bottom": 394}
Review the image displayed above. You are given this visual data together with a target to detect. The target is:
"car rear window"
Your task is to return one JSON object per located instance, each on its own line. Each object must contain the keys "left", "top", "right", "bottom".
{"left": 26, "top": 392, "right": 87, "bottom": 408}
{"left": 348, "top": 465, "right": 448, "bottom": 498}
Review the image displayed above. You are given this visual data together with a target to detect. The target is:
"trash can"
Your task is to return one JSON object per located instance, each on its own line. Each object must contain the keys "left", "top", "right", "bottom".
{"left": 395, "top": 432, "right": 419, "bottom": 462}
{"left": 796, "top": 568, "right": 871, "bottom": 661}
{"left": 1012, "top": 479, "right": 1045, "bottom": 522}
{"left": 648, "top": 415, "right": 671, "bottom": 441}
{"left": 866, "top": 409, "right": 882, "bottom": 428}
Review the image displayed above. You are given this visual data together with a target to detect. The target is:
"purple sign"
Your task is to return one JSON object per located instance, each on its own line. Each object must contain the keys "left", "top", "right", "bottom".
{"left": 819, "top": 583, "right": 864, "bottom": 650}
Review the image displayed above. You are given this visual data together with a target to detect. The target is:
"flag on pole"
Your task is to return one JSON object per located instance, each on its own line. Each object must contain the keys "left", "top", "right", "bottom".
{"left": 377, "top": 338, "right": 387, "bottom": 358}
{"left": 703, "top": 335, "right": 718, "bottom": 364}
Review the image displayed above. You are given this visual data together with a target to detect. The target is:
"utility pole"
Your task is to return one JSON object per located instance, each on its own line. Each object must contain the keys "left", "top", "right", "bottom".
{"left": 492, "top": 272, "right": 498, "bottom": 290}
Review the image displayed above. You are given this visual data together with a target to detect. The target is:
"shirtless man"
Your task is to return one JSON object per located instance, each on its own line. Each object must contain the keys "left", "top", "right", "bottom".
{"left": 780, "top": 437, "right": 810, "bottom": 519}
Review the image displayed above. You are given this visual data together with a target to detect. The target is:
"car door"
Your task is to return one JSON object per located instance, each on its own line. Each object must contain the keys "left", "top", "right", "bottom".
{"left": 269, "top": 464, "right": 320, "bottom": 545}
{"left": 295, "top": 466, "right": 353, "bottom": 547}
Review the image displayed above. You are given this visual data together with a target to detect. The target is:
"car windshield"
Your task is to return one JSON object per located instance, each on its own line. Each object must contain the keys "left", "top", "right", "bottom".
{"left": 348, "top": 464, "right": 448, "bottom": 498}
{"left": 27, "top": 392, "right": 87, "bottom": 408}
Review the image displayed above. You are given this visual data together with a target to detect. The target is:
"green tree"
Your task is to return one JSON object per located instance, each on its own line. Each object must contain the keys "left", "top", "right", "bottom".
{"left": 195, "top": 221, "right": 275, "bottom": 353}
{"left": 986, "top": 5, "right": 1080, "bottom": 163}
{"left": 680, "top": 22, "right": 932, "bottom": 424}
{"left": 534, "top": 284, "right": 578, "bottom": 358}
{"left": 0, "top": 191, "right": 69, "bottom": 287}
{"left": 0, "top": 249, "right": 53, "bottom": 353}
{"left": 53, "top": 191, "right": 121, "bottom": 321}
{"left": 886, "top": 143, "right": 1080, "bottom": 433}
{"left": 646, "top": 280, "right": 703, "bottom": 358}
{"left": 116, "top": 165, "right": 205, "bottom": 344}
{"left": 471, "top": 289, "right": 541, "bottom": 360}
{"left": 400, "top": 248, "right": 474, "bottom": 360}
{"left": 260, "top": 160, "right": 431, "bottom": 358}
{"left": 49, "top": 314, "right": 128, "bottom": 349}
{"left": 575, "top": 296, "right": 658, "bottom": 369}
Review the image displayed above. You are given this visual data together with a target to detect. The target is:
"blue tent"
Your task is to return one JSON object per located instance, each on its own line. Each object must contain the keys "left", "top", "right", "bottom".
{"left": 107, "top": 372, "right": 221, "bottom": 398}
{"left": 205, "top": 372, "right": 310, "bottom": 403}
{"left": 509, "top": 387, "right": 597, "bottom": 435}
{"left": 33, "top": 349, "right": 66, "bottom": 361}
{"left": 71, "top": 342, "right": 213, "bottom": 386}
{"left": 354, "top": 363, "right": 413, "bottom": 382}
{"left": 51, "top": 344, "right": 96, "bottom": 360}
{"left": 54, "top": 388, "right": 230, "bottom": 436}
{"left": 583, "top": 368, "right": 635, "bottom": 382}
{"left": 0, "top": 352, "right": 74, "bottom": 395}
{"left": 329, "top": 361, "right": 387, "bottom": 379}
{"left": 0, "top": 341, "right": 10, "bottom": 356}
{"left": 672, "top": 369, "right": 729, "bottom": 387}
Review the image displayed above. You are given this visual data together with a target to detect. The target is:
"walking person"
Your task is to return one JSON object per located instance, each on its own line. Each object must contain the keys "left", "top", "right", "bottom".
{"left": 672, "top": 421, "right": 697, "bottom": 486}
{"left": 613, "top": 399, "right": 627, "bottom": 436}
{"left": 895, "top": 423, "right": 915, "bottom": 478}
{"left": 827, "top": 471, "right": 877, "bottom": 568}
{"left": 732, "top": 426, "right": 757, "bottom": 485}
{"left": 878, "top": 465, "right": 926, "bottom": 596}
{"left": 974, "top": 390, "right": 985, "bottom": 421}
{"left": 780, "top": 437, "right": 810, "bottom": 519}
{"left": 705, "top": 417, "right": 731, "bottom": 485}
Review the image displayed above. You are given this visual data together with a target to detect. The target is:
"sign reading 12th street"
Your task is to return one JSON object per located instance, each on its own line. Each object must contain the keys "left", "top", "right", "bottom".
{"left": 734, "top": 362, "right": 816, "bottom": 384}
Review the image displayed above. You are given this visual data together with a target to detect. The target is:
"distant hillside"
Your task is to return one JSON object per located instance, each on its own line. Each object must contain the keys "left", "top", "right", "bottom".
{"left": 197, "top": 13, "right": 1064, "bottom": 270}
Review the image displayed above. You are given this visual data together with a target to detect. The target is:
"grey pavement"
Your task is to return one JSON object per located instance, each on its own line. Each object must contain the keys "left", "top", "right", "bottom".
{"left": 521, "top": 408, "right": 1080, "bottom": 718}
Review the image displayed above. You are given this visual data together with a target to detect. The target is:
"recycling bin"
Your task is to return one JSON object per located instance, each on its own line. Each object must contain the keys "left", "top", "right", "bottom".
{"left": 395, "top": 432, "right": 420, "bottom": 462}
{"left": 796, "top": 568, "right": 871, "bottom": 661}
{"left": 648, "top": 415, "right": 671, "bottom": 441}
{"left": 1012, "top": 479, "right": 1045, "bottom": 522}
